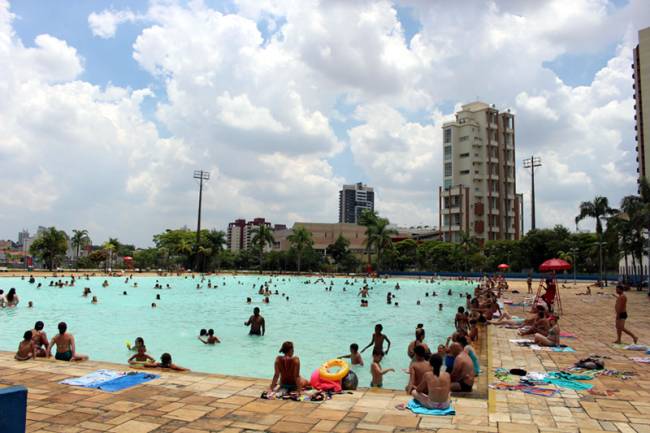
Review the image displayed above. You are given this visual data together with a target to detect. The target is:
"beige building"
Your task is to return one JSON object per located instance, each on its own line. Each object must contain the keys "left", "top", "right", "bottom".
{"left": 439, "top": 101, "right": 523, "bottom": 244}
{"left": 634, "top": 27, "right": 650, "bottom": 188}
{"left": 273, "top": 223, "right": 367, "bottom": 253}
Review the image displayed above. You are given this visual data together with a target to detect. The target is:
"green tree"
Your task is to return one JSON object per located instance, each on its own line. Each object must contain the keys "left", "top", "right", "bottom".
{"left": 250, "top": 225, "right": 275, "bottom": 268}
{"left": 70, "top": 229, "right": 90, "bottom": 269}
{"left": 205, "top": 230, "right": 227, "bottom": 270}
{"left": 358, "top": 209, "right": 379, "bottom": 267}
{"left": 287, "top": 226, "right": 313, "bottom": 272}
{"left": 459, "top": 231, "right": 479, "bottom": 272}
{"left": 29, "top": 227, "right": 69, "bottom": 270}
{"left": 575, "top": 196, "right": 615, "bottom": 279}
{"left": 327, "top": 234, "right": 351, "bottom": 267}
{"left": 367, "top": 217, "right": 397, "bottom": 273}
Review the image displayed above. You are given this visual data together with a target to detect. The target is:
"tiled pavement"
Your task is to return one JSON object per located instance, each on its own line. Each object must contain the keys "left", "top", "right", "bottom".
{"left": 0, "top": 281, "right": 649, "bottom": 432}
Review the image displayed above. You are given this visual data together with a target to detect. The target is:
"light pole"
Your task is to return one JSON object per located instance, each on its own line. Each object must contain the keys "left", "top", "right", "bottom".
{"left": 193, "top": 170, "right": 210, "bottom": 271}
{"left": 595, "top": 241, "right": 606, "bottom": 286}
{"left": 523, "top": 156, "right": 542, "bottom": 231}
{"left": 569, "top": 247, "right": 579, "bottom": 285}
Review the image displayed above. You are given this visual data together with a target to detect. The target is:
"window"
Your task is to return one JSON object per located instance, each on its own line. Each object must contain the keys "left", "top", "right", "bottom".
{"left": 459, "top": 152, "right": 469, "bottom": 158}
{"left": 444, "top": 128, "right": 452, "bottom": 143}
{"left": 444, "top": 146, "right": 452, "bottom": 160}
{"left": 459, "top": 136, "right": 469, "bottom": 142}
{"left": 444, "top": 179, "right": 452, "bottom": 189}
{"left": 444, "top": 162, "right": 452, "bottom": 177}
{"left": 459, "top": 170, "right": 470, "bottom": 175}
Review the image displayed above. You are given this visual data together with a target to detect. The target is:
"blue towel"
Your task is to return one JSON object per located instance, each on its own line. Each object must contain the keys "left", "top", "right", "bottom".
{"left": 97, "top": 373, "right": 159, "bottom": 392}
{"left": 406, "top": 399, "right": 455, "bottom": 416}
{"left": 552, "top": 347, "right": 575, "bottom": 352}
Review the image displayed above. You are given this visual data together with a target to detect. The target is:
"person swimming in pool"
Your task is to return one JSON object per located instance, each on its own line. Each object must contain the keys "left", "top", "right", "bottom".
{"left": 199, "top": 329, "right": 221, "bottom": 344}
{"left": 370, "top": 350, "right": 394, "bottom": 388}
{"left": 245, "top": 307, "right": 265, "bottom": 336}
{"left": 269, "top": 341, "right": 309, "bottom": 394}
{"left": 128, "top": 345, "right": 155, "bottom": 365}
{"left": 145, "top": 353, "right": 189, "bottom": 371}
{"left": 47, "top": 322, "right": 88, "bottom": 362}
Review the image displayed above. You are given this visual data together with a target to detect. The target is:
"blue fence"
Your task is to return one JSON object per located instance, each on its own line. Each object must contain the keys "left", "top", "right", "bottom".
{"left": 378, "top": 271, "right": 621, "bottom": 281}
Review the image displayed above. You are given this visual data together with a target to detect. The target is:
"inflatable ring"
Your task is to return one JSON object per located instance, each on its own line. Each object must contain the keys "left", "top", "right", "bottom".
{"left": 319, "top": 359, "right": 350, "bottom": 381}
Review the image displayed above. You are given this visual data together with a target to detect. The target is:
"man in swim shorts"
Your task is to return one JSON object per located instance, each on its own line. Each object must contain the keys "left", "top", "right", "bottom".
{"left": 245, "top": 307, "right": 265, "bottom": 336}
{"left": 614, "top": 285, "right": 637, "bottom": 344}
{"left": 449, "top": 343, "right": 474, "bottom": 393}
{"left": 47, "top": 322, "right": 88, "bottom": 362}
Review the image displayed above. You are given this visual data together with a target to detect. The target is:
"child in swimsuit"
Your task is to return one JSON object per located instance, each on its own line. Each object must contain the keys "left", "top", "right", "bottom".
{"left": 15, "top": 331, "right": 36, "bottom": 361}
{"left": 128, "top": 345, "right": 156, "bottom": 365}
{"left": 145, "top": 353, "right": 189, "bottom": 371}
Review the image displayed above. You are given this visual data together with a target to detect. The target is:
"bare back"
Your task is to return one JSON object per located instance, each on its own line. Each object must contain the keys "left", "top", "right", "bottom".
{"left": 418, "top": 371, "right": 451, "bottom": 403}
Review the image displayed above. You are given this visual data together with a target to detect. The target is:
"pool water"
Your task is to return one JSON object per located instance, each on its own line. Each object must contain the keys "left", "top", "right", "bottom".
{"left": 0, "top": 275, "right": 472, "bottom": 390}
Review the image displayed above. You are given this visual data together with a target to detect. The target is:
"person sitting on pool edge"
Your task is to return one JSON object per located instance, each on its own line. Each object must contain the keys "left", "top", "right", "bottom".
{"left": 145, "top": 353, "right": 189, "bottom": 371}
{"left": 46, "top": 322, "right": 88, "bottom": 362}
{"left": 411, "top": 353, "right": 451, "bottom": 409}
{"left": 199, "top": 329, "right": 221, "bottom": 344}
{"left": 245, "top": 307, "right": 265, "bottom": 336}
{"left": 449, "top": 342, "right": 474, "bottom": 392}
{"left": 15, "top": 331, "right": 36, "bottom": 361}
{"left": 269, "top": 341, "right": 309, "bottom": 394}
{"left": 405, "top": 345, "right": 432, "bottom": 394}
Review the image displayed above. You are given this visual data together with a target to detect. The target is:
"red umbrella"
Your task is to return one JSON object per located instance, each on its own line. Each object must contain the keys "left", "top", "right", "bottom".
{"left": 497, "top": 264, "right": 510, "bottom": 270}
{"left": 539, "top": 258, "right": 571, "bottom": 272}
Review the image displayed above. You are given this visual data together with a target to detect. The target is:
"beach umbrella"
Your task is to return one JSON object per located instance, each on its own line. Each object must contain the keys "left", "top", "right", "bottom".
{"left": 539, "top": 258, "right": 571, "bottom": 272}
{"left": 497, "top": 264, "right": 510, "bottom": 270}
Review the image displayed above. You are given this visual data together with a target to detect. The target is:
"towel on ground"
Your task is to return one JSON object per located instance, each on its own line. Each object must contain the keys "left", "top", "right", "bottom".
{"left": 624, "top": 344, "right": 647, "bottom": 351}
{"left": 631, "top": 357, "right": 650, "bottom": 364}
{"left": 97, "top": 373, "right": 159, "bottom": 392}
{"left": 406, "top": 399, "right": 455, "bottom": 416}
{"left": 560, "top": 331, "right": 577, "bottom": 338}
{"left": 60, "top": 370, "right": 125, "bottom": 388}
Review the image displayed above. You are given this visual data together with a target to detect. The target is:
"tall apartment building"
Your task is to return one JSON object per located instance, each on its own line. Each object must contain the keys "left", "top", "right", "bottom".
{"left": 439, "top": 102, "right": 523, "bottom": 244}
{"left": 226, "top": 218, "right": 285, "bottom": 251}
{"left": 634, "top": 26, "right": 650, "bottom": 188}
{"left": 339, "top": 183, "right": 374, "bottom": 224}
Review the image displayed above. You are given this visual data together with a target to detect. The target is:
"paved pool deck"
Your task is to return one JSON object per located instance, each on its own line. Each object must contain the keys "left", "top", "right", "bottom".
{"left": 1, "top": 281, "right": 649, "bottom": 433}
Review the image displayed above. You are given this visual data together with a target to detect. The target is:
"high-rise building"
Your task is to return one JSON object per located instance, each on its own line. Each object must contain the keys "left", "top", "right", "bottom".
{"left": 439, "top": 101, "right": 523, "bottom": 244}
{"left": 338, "top": 183, "right": 374, "bottom": 224}
{"left": 17, "top": 229, "right": 29, "bottom": 247}
{"left": 634, "top": 26, "right": 650, "bottom": 188}
{"left": 226, "top": 218, "right": 284, "bottom": 251}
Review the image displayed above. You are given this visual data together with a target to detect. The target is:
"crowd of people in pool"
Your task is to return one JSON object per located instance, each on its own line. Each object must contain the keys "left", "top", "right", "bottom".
{"left": 4, "top": 271, "right": 639, "bottom": 408}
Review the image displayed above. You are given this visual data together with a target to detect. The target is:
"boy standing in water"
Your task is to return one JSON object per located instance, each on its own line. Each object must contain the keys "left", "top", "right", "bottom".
{"left": 370, "top": 350, "right": 394, "bottom": 387}
{"left": 361, "top": 324, "right": 391, "bottom": 355}
{"left": 338, "top": 343, "right": 364, "bottom": 366}
{"left": 245, "top": 307, "right": 266, "bottom": 336}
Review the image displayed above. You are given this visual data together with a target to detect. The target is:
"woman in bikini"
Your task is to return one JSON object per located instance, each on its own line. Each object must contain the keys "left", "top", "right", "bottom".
{"left": 534, "top": 315, "right": 560, "bottom": 347}
{"left": 269, "top": 341, "right": 309, "bottom": 394}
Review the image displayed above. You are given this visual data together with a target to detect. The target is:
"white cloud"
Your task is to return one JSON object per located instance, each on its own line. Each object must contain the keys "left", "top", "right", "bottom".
{"left": 0, "top": 0, "right": 646, "bottom": 245}
{"left": 88, "top": 9, "right": 140, "bottom": 39}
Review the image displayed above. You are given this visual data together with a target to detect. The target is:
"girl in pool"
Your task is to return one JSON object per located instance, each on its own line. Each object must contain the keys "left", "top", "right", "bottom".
{"left": 128, "top": 345, "right": 156, "bottom": 366}
{"left": 5, "top": 288, "right": 19, "bottom": 307}
{"left": 145, "top": 353, "right": 189, "bottom": 371}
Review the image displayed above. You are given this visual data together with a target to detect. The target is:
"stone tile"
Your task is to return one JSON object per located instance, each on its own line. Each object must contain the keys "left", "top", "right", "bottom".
{"left": 108, "top": 420, "right": 160, "bottom": 433}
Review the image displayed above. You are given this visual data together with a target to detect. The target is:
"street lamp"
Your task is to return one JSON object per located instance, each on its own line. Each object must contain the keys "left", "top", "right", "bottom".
{"left": 569, "top": 247, "right": 579, "bottom": 285}
{"left": 595, "top": 241, "right": 607, "bottom": 286}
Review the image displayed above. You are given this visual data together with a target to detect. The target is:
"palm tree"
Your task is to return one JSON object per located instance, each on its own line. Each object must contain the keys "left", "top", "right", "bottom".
{"left": 368, "top": 217, "right": 397, "bottom": 273}
{"left": 29, "top": 227, "right": 69, "bottom": 270}
{"left": 287, "top": 226, "right": 313, "bottom": 272}
{"left": 175, "top": 239, "right": 193, "bottom": 269}
{"left": 358, "top": 209, "right": 379, "bottom": 268}
{"left": 575, "top": 196, "right": 615, "bottom": 281}
{"left": 205, "top": 230, "right": 227, "bottom": 270}
{"left": 459, "top": 231, "right": 479, "bottom": 272}
{"left": 250, "top": 225, "right": 275, "bottom": 268}
{"left": 71, "top": 229, "right": 90, "bottom": 269}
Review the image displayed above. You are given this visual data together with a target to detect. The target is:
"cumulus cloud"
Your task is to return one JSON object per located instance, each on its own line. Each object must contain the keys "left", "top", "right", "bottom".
{"left": 88, "top": 9, "right": 141, "bottom": 38}
{"left": 0, "top": 0, "right": 646, "bottom": 245}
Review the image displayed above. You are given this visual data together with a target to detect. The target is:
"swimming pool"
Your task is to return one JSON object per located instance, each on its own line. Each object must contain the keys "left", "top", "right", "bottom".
{"left": 0, "top": 275, "right": 472, "bottom": 390}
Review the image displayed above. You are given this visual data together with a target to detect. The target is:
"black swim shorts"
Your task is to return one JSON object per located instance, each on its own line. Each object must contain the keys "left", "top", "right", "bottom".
{"left": 618, "top": 312, "right": 628, "bottom": 320}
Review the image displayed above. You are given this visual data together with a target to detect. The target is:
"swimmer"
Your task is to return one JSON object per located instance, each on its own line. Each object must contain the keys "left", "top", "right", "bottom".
{"left": 438, "top": 303, "right": 443, "bottom": 311}
{"left": 370, "top": 350, "right": 394, "bottom": 388}
{"left": 338, "top": 343, "right": 364, "bottom": 366}
{"left": 245, "top": 307, "right": 265, "bottom": 336}
{"left": 145, "top": 353, "right": 189, "bottom": 371}
{"left": 151, "top": 303, "right": 157, "bottom": 308}
{"left": 123, "top": 291, "right": 127, "bottom": 295}
{"left": 199, "top": 329, "right": 221, "bottom": 344}
{"left": 28, "top": 301, "right": 33, "bottom": 308}
{"left": 156, "top": 294, "right": 161, "bottom": 300}
{"left": 361, "top": 324, "right": 391, "bottom": 355}
{"left": 128, "top": 345, "right": 155, "bottom": 365}
{"left": 246, "top": 297, "right": 252, "bottom": 304}
{"left": 91, "top": 296, "right": 98, "bottom": 304}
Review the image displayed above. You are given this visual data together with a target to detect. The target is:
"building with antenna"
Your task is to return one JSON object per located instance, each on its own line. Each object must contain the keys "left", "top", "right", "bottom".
{"left": 438, "top": 101, "right": 523, "bottom": 244}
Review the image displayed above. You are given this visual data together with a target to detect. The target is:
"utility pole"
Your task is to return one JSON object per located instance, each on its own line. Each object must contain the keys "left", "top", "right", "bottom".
{"left": 569, "top": 247, "right": 579, "bottom": 285}
{"left": 523, "top": 156, "right": 542, "bottom": 231}
{"left": 193, "top": 170, "right": 210, "bottom": 271}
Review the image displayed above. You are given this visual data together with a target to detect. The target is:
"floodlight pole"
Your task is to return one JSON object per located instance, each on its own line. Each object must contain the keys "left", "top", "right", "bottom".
{"left": 569, "top": 247, "right": 579, "bottom": 285}
{"left": 523, "top": 156, "right": 542, "bottom": 231}
{"left": 193, "top": 170, "right": 210, "bottom": 271}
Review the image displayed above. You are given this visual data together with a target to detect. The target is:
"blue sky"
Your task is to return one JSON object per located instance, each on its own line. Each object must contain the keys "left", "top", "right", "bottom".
{"left": 0, "top": 0, "right": 646, "bottom": 245}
